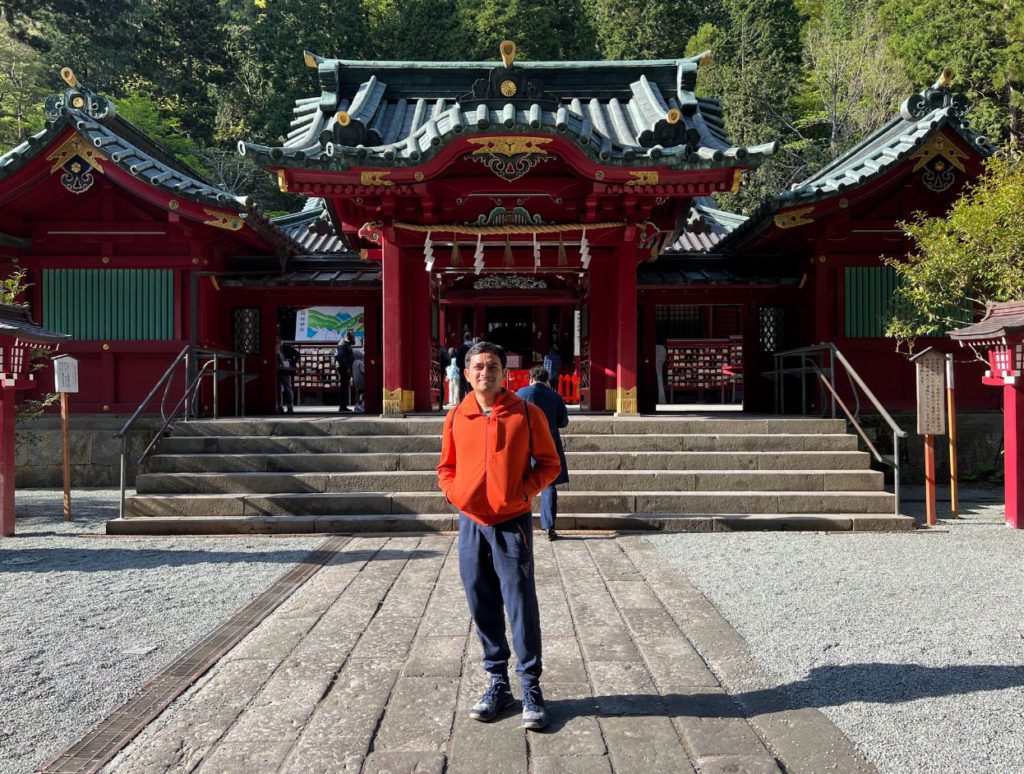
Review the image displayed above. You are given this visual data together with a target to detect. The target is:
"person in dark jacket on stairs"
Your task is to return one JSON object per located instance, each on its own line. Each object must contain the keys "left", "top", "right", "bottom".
{"left": 516, "top": 366, "right": 570, "bottom": 541}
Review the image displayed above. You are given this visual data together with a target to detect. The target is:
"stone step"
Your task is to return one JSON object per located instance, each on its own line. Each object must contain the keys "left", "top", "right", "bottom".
{"left": 106, "top": 511, "right": 915, "bottom": 536}
{"left": 134, "top": 469, "right": 885, "bottom": 495}
{"left": 123, "top": 490, "right": 896, "bottom": 518}
{"left": 168, "top": 416, "right": 849, "bottom": 438}
{"left": 154, "top": 433, "right": 860, "bottom": 456}
{"left": 146, "top": 450, "right": 873, "bottom": 474}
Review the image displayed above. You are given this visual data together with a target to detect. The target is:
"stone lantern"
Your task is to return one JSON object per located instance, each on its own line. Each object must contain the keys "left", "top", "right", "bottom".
{"left": 949, "top": 301, "right": 1024, "bottom": 529}
{"left": 0, "top": 304, "right": 69, "bottom": 536}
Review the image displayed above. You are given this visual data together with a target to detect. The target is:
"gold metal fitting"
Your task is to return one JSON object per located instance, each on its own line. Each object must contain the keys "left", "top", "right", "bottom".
{"left": 699, "top": 52, "right": 712, "bottom": 69}
{"left": 666, "top": 108, "right": 681, "bottom": 125}
{"left": 60, "top": 67, "right": 78, "bottom": 87}
{"left": 500, "top": 40, "right": 516, "bottom": 68}
{"left": 303, "top": 50, "right": 318, "bottom": 69}
{"left": 938, "top": 68, "right": 954, "bottom": 87}
{"left": 335, "top": 111, "right": 351, "bottom": 127}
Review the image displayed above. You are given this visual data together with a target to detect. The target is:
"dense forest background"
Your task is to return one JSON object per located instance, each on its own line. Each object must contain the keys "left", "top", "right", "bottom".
{"left": 1, "top": 0, "right": 1020, "bottom": 214}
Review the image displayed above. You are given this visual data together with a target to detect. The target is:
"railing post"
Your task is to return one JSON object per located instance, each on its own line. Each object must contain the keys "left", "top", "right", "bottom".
{"left": 212, "top": 353, "right": 219, "bottom": 420}
{"left": 893, "top": 428, "right": 901, "bottom": 516}
{"left": 119, "top": 435, "right": 127, "bottom": 519}
{"left": 183, "top": 350, "right": 192, "bottom": 422}
{"left": 240, "top": 357, "right": 246, "bottom": 417}
{"left": 829, "top": 347, "right": 837, "bottom": 418}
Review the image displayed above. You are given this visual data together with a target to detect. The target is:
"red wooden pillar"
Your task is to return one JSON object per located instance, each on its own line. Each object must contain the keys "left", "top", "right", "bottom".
{"left": 587, "top": 254, "right": 614, "bottom": 411}
{"left": 409, "top": 263, "right": 432, "bottom": 412}
{"left": 1005, "top": 382, "right": 1024, "bottom": 529}
{"left": 363, "top": 299, "right": 382, "bottom": 414}
{"left": 0, "top": 388, "right": 14, "bottom": 537}
{"left": 381, "top": 235, "right": 410, "bottom": 414}
{"left": 615, "top": 237, "right": 640, "bottom": 415}
{"left": 638, "top": 294, "right": 658, "bottom": 413}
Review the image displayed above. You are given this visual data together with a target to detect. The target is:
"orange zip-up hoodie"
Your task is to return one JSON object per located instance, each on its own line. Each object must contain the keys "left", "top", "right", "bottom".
{"left": 437, "top": 389, "right": 561, "bottom": 526}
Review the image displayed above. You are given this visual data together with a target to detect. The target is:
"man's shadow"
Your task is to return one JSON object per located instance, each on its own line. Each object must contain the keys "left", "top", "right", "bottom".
{"left": 542, "top": 663, "right": 1024, "bottom": 731}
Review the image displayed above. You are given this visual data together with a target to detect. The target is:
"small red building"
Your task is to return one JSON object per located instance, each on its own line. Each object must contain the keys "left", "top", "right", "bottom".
{"left": 0, "top": 53, "right": 1001, "bottom": 417}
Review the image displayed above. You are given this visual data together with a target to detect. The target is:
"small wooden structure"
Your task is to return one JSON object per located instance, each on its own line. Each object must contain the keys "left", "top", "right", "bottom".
{"left": 949, "top": 301, "right": 1024, "bottom": 528}
{"left": 0, "top": 304, "right": 68, "bottom": 536}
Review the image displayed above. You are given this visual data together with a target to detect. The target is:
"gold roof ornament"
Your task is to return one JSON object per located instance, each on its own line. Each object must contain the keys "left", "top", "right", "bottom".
{"left": 335, "top": 111, "right": 351, "bottom": 127}
{"left": 699, "top": 52, "right": 712, "bottom": 69}
{"left": 666, "top": 108, "right": 681, "bottom": 125}
{"left": 937, "top": 68, "right": 955, "bottom": 88}
{"left": 303, "top": 51, "right": 318, "bottom": 69}
{"left": 500, "top": 40, "right": 516, "bottom": 68}
{"left": 60, "top": 67, "right": 78, "bottom": 87}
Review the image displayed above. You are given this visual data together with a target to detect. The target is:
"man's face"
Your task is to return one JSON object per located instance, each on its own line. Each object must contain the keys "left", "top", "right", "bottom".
{"left": 465, "top": 352, "right": 505, "bottom": 397}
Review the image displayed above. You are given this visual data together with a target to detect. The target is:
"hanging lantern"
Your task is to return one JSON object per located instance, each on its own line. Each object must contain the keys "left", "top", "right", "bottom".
{"left": 557, "top": 233, "right": 567, "bottom": 266}
{"left": 450, "top": 238, "right": 462, "bottom": 266}
{"left": 504, "top": 236, "right": 514, "bottom": 267}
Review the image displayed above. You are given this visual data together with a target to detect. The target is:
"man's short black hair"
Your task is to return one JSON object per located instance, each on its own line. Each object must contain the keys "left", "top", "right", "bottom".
{"left": 465, "top": 341, "right": 506, "bottom": 369}
{"left": 530, "top": 366, "right": 549, "bottom": 384}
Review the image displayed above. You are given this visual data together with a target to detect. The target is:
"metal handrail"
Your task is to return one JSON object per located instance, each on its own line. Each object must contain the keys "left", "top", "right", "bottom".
{"left": 769, "top": 343, "right": 909, "bottom": 516}
{"left": 115, "top": 346, "right": 248, "bottom": 517}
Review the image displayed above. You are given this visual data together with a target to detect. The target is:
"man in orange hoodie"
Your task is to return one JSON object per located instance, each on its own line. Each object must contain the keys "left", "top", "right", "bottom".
{"left": 437, "top": 341, "right": 561, "bottom": 730}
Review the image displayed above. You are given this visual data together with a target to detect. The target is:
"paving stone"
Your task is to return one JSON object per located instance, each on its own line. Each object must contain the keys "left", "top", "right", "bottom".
{"left": 220, "top": 666, "right": 330, "bottom": 742}
{"left": 374, "top": 676, "right": 459, "bottom": 751}
{"left": 600, "top": 715, "right": 695, "bottom": 774}
{"left": 585, "top": 540, "right": 643, "bottom": 581}
{"left": 670, "top": 687, "right": 773, "bottom": 760}
{"left": 587, "top": 660, "right": 661, "bottom": 716}
{"left": 527, "top": 682, "right": 605, "bottom": 758}
{"left": 403, "top": 635, "right": 466, "bottom": 677}
{"left": 618, "top": 605, "right": 680, "bottom": 639}
{"left": 221, "top": 615, "right": 316, "bottom": 662}
{"left": 531, "top": 755, "right": 613, "bottom": 774}
{"left": 279, "top": 748, "right": 364, "bottom": 774}
{"left": 604, "top": 580, "right": 662, "bottom": 608}
{"left": 636, "top": 635, "right": 719, "bottom": 689}
{"left": 195, "top": 740, "right": 293, "bottom": 773}
{"left": 299, "top": 658, "right": 400, "bottom": 743}
{"left": 541, "top": 636, "right": 588, "bottom": 683}
{"left": 362, "top": 751, "right": 447, "bottom": 774}
{"left": 577, "top": 626, "right": 641, "bottom": 662}
{"left": 695, "top": 754, "right": 783, "bottom": 774}
{"left": 351, "top": 613, "right": 422, "bottom": 660}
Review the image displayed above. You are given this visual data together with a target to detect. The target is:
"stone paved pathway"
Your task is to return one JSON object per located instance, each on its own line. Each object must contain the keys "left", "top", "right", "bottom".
{"left": 102, "top": 535, "right": 874, "bottom": 773}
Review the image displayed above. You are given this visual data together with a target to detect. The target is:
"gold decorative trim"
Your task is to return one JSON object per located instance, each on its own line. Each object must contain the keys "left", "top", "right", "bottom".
{"left": 60, "top": 67, "right": 78, "bottom": 87}
{"left": 46, "top": 134, "right": 105, "bottom": 174}
{"left": 731, "top": 168, "right": 743, "bottom": 192}
{"left": 910, "top": 133, "right": 967, "bottom": 174}
{"left": 500, "top": 80, "right": 517, "bottom": 97}
{"left": 167, "top": 199, "right": 179, "bottom": 210}
{"left": 466, "top": 136, "right": 553, "bottom": 156}
{"left": 774, "top": 206, "right": 815, "bottom": 229}
{"left": 594, "top": 171, "right": 605, "bottom": 181}
{"left": 203, "top": 209, "right": 244, "bottom": 231}
{"left": 500, "top": 40, "right": 516, "bottom": 68}
{"left": 303, "top": 50, "right": 318, "bottom": 68}
{"left": 616, "top": 386, "right": 638, "bottom": 415}
{"left": 277, "top": 169, "right": 288, "bottom": 192}
{"left": 605, "top": 389, "right": 617, "bottom": 410}
{"left": 626, "top": 170, "right": 659, "bottom": 186}
{"left": 360, "top": 170, "right": 393, "bottom": 186}
{"left": 666, "top": 109, "right": 681, "bottom": 125}
{"left": 383, "top": 388, "right": 414, "bottom": 415}
{"left": 414, "top": 171, "right": 425, "bottom": 182}
{"left": 336, "top": 111, "right": 352, "bottom": 127}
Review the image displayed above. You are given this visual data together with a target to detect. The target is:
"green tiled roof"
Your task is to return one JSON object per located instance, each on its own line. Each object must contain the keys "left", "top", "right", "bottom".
{"left": 716, "top": 78, "right": 997, "bottom": 253}
{"left": 238, "top": 53, "right": 778, "bottom": 171}
{"left": 0, "top": 78, "right": 300, "bottom": 253}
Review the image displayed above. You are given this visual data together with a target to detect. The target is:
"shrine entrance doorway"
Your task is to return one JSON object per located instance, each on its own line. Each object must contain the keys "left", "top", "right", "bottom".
{"left": 438, "top": 272, "right": 581, "bottom": 406}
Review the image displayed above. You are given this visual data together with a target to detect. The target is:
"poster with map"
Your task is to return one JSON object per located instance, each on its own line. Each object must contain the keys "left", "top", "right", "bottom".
{"left": 295, "top": 306, "right": 365, "bottom": 344}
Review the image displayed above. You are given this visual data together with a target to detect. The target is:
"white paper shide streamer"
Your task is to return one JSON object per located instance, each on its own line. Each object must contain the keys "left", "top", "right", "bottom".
{"left": 474, "top": 234, "right": 484, "bottom": 275}
{"left": 423, "top": 230, "right": 434, "bottom": 271}
{"left": 579, "top": 228, "right": 591, "bottom": 269}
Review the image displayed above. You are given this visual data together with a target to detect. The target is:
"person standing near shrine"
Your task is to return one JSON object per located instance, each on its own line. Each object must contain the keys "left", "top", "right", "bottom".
{"left": 437, "top": 342, "right": 561, "bottom": 730}
{"left": 336, "top": 330, "right": 355, "bottom": 411}
{"left": 543, "top": 344, "right": 562, "bottom": 386}
{"left": 276, "top": 337, "right": 300, "bottom": 414}
{"left": 517, "top": 366, "right": 570, "bottom": 540}
{"left": 454, "top": 332, "right": 473, "bottom": 400}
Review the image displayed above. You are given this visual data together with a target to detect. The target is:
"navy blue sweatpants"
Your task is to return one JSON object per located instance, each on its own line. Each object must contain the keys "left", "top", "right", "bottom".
{"left": 458, "top": 511, "right": 543, "bottom": 687}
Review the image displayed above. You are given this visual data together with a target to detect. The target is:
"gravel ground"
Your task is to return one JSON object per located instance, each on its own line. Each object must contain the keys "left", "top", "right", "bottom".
{"left": 0, "top": 489, "right": 326, "bottom": 774}
{"left": 649, "top": 486, "right": 1024, "bottom": 774}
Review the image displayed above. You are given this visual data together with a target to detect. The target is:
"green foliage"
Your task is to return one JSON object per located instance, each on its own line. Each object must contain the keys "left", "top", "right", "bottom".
{"left": 590, "top": 0, "right": 704, "bottom": 59}
{"left": 0, "top": 30, "right": 48, "bottom": 151}
{"left": 0, "top": 268, "right": 29, "bottom": 304}
{"left": 885, "top": 151, "right": 1024, "bottom": 350}
{"left": 114, "top": 84, "right": 205, "bottom": 170}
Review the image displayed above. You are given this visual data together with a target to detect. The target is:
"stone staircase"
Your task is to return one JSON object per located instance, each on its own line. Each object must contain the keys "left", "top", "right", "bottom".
{"left": 106, "top": 415, "right": 914, "bottom": 534}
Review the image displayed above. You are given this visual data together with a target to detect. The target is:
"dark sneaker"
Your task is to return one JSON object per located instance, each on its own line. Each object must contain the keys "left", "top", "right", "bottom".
{"left": 521, "top": 684, "right": 548, "bottom": 730}
{"left": 547, "top": 528, "right": 558, "bottom": 541}
{"left": 469, "top": 679, "right": 515, "bottom": 722}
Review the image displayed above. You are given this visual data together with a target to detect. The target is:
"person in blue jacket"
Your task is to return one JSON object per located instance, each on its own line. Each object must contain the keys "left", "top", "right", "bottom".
{"left": 516, "top": 365, "right": 570, "bottom": 540}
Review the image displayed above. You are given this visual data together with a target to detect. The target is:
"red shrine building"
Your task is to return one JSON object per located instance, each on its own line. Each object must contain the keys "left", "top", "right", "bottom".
{"left": 0, "top": 48, "right": 1000, "bottom": 416}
